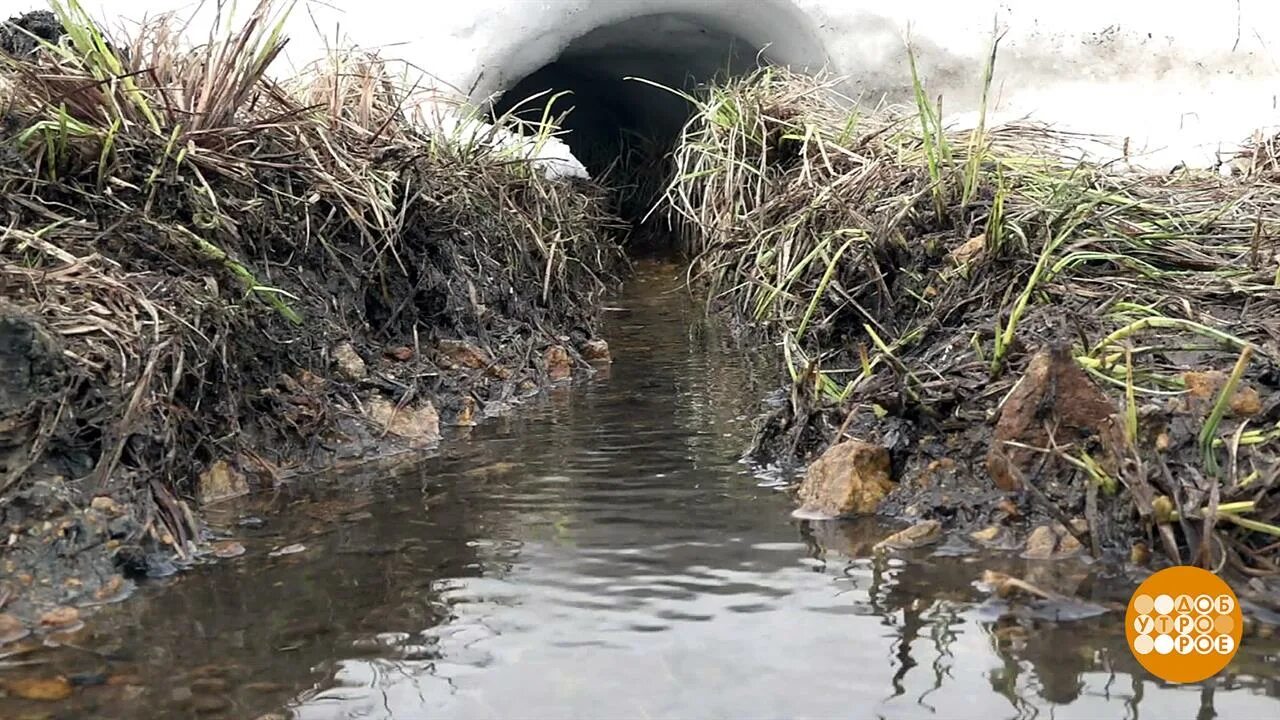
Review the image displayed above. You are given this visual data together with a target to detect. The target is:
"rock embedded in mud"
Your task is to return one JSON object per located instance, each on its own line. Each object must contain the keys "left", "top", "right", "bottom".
{"left": 0, "top": 612, "right": 28, "bottom": 645}
{"left": 948, "top": 234, "right": 986, "bottom": 266}
{"left": 1231, "top": 386, "right": 1263, "bottom": 417}
{"left": 198, "top": 459, "right": 250, "bottom": 505}
{"left": 581, "top": 339, "right": 612, "bottom": 364}
{"left": 2, "top": 676, "right": 73, "bottom": 701}
{"left": 545, "top": 345, "right": 573, "bottom": 382}
{"left": 437, "top": 340, "right": 490, "bottom": 370}
{"left": 384, "top": 345, "right": 414, "bottom": 362}
{"left": 365, "top": 397, "right": 440, "bottom": 448}
{"left": 90, "top": 495, "right": 124, "bottom": 517}
{"left": 1022, "top": 521, "right": 1086, "bottom": 560}
{"left": 332, "top": 342, "right": 367, "bottom": 381}
{"left": 38, "top": 606, "right": 79, "bottom": 629}
{"left": 793, "top": 440, "right": 895, "bottom": 519}
{"left": 1182, "top": 370, "right": 1263, "bottom": 417}
{"left": 1023, "top": 525, "right": 1059, "bottom": 560}
{"left": 987, "top": 343, "right": 1119, "bottom": 491}
{"left": 874, "top": 519, "right": 942, "bottom": 552}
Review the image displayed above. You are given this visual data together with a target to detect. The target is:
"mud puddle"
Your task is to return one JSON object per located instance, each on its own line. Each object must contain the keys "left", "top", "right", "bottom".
{"left": 2, "top": 261, "right": 1278, "bottom": 719}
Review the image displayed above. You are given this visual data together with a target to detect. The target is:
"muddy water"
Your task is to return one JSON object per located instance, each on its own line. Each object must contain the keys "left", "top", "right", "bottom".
{"left": 9, "top": 261, "right": 1280, "bottom": 720}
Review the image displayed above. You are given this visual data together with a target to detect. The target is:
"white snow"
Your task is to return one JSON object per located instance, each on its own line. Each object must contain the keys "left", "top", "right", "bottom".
{"left": 5, "top": 0, "right": 1280, "bottom": 172}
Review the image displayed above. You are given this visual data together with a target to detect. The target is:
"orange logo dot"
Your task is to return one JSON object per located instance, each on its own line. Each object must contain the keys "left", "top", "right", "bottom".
{"left": 1126, "top": 566, "right": 1242, "bottom": 683}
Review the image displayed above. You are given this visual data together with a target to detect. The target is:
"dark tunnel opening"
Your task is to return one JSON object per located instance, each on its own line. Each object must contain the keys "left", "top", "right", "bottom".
{"left": 491, "top": 14, "right": 768, "bottom": 255}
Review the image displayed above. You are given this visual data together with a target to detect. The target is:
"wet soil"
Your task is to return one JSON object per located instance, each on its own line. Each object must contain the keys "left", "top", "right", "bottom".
{"left": 2, "top": 262, "right": 1277, "bottom": 719}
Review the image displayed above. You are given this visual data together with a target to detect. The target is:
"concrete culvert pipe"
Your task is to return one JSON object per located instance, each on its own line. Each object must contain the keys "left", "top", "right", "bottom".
{"left": 485, "top": 4, "right": 830, "bottom": 247}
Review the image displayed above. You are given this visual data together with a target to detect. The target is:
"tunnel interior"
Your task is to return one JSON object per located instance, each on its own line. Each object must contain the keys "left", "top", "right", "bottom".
{"left": 491, "top": 14, "right": 771, "bottom": 254}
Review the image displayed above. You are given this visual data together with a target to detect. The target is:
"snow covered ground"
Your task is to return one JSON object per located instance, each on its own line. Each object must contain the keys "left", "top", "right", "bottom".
{"left": 6, "top": 0, "right": 1280, "bottom": 173}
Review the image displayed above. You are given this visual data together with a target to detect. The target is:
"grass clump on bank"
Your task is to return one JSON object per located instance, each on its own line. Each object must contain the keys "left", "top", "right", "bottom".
{"left": 663, "top": 59, "right": 1280, "bottom": 576}
{"left": 0, "top": 1, "right": 621, "bottom": 607}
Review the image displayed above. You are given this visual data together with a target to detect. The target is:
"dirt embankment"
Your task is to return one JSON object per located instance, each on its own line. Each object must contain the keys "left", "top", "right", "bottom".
{"left": 664, "top": 64, "right": 1280, "bottom": 607}
{"left": 0, "top": 5, "right": 623, "bottom": 627}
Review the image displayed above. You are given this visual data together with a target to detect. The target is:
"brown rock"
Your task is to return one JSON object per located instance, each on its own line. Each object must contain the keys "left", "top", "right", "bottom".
{"left": 437, "top": 340, "right": 491, "bottom": 370}
{"left": 1183, "top": 370, "right": 1226, "bottom": 400}
{"left": 198, "top": 460, "right": 249, "bottom": 505}
{"left": 581, "top": 339, "right": 612, "bottom": 364}
{"left": 793, "top": 441, "right": 895, "bottom": 519}
{"left": 452, "top": 396, "right": 478, "bottom": 427}
{"left": 987, "top": 343, "right": 1120, "bottom": 491}
{"left": 39, "top": 606, "right": 79, "bottom": 628}
{"left": 874, "top": 520, "right": 942, "bottom": 551}
{"left": 545, "top": 345, "right": 573, "bottom": 382}
{"left": 1183, "top": 370, "right": 1262, "bottom": 416}
{"left": 949, "top": 234, "right": 986, "bottom": 266}
{"left": 0, "top": 613, "right": 29, "bottom": 645}
{"left": 384, "top": 346, "right": 414, "bottom": 362}
{"left": 3, "top": 676, "right": 72, "bottom": 701}
{"left": 94, "top": 574, "right": 125, "bottom": 601}
{"left": 212, "top": 541, "right": 246, "bottom": 559}
{"left": 366, "top": 397, "right": 440, "bottom": 449}
{"left": 1023, "top": 525, "right": 1058, "bottom": 559}
{"left": 90, "top": 495, "right": 123, "bottom": 516}
{"left": 333, "top": 342, "right": 367, "bottom": 381}
{"left": 1231, "top": 386, "right": 1263, "bottom": 417}
{"left": 970, "top": 525, "right": 1007, "bottom": 545}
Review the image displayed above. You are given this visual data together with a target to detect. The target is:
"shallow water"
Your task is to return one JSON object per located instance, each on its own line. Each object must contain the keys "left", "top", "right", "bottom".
{"left": 9, "top": 261, "right": 1280, "bottom": 720}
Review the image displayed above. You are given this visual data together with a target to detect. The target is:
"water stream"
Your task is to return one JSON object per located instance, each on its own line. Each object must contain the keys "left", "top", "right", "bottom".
{"left": 13, "top": 261, "right": 1279, "bottom": 720}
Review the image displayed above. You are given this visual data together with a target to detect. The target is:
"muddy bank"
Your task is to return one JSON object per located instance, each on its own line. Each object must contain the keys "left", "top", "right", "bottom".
{"left": 664, "top": 65, "right": 1280, "bottom": 603}
{"left": 0, "top": 4, "right": 623, "bottom": 627}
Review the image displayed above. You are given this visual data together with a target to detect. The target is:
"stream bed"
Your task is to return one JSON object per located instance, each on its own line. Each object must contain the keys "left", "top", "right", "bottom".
{"left": 7, "top": 261, "right": 1280, "bottom": 720}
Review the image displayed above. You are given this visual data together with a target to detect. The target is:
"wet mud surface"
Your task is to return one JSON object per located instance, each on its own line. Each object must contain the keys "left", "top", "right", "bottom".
{"left": 2, "top": 262, "right": 1278, "bottom": 719}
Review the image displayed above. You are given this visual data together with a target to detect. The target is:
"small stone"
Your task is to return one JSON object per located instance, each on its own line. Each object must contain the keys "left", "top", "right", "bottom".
{"left": 0, "top": 613, "right": 29, "bottom": 645}
{"left": 366, "top": 397, "right": 441, "bottom": 449}
{"left": 874, "top": 520, "right": 942, "bottom": 551}
{"left": 384, "top": 346, "right": 414, "bottom": 362}
{"left": 333, "top": 342, "right": 367, "bottom": 381}
{"left": 987, "top": 344, "right": 1120, "bottom": 491}
{"left": 792, "top": 441, "right": 895, "bottom": 519}
{"left": 581, "top": 339, "right": 612, "bottom": 363}
{"left": 212, "top": 541, "right": 246, "bottom": 559}
{"left": 268, "top": 543, "right": 306, "bottom": 558}
{"left": 545, "top": 345, "right": 573, "bottom": 382}
{"left": 2, "top": 676, "right": 72, "bottom": 701}
{"left": 437, "top": 340, "right": 491, "bottom": 370}
{"left": 90, "top": 496, "right": 123, "bottom": 516}
{"left": 198, "top": 460, "right": 250, "bottom": 505}
{"left": 949, "top": 234, "right": 986, "bottom": 266}
{"left": 39, "top": 606, "right": 79, "bottom": 628}
{"left": 996, "top": 498, "right": 1020, "bottom": 518}
{"left": 93, "top": 574, "right": 125, "bottom": 601}
{"left": 1056, "top": 531, "right": 1084, "bottom": 556}
{"left": 452, "top": 396, "right": 478, "bottom": 427}
{"left": 1023, "top": 525, "right": 1058, "bottom": 560}
{"left": 1183, "top": 370, "right": 1226, "bottom": 400}
{"left": 1231, "top": 386, "right": 1263, "bottom": 417}
{"left": 1130, "top": 542, "right": 1151, "bottom": 566}
{"left": 970, "top": 525, "right": 1006, "bottom": 545}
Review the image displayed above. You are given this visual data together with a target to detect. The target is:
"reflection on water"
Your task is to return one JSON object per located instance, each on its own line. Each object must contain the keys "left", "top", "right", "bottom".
{"left": 10, "top": 261, "right": 1279, "bottom": 719}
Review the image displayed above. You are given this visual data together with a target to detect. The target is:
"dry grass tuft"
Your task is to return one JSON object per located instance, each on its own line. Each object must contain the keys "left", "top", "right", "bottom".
{"left": 664, "top": 62, "right": 1280, "bottom": 574}
{"left": 0, "top": 0, "right": 622, "bottom": 555}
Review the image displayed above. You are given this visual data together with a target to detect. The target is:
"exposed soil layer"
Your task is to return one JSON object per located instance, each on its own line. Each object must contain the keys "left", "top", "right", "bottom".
{"left": 667, "top": 68, "right": 1280, "bottom": 607}
{"left": 0, "top": 8, "right": 623, "bottom": 625}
